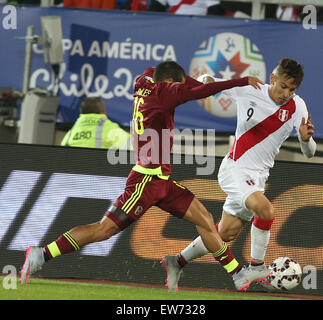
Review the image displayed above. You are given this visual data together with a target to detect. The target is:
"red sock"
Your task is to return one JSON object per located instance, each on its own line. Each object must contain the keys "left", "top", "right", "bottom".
{"left": 250, "top": 260, "right": 264, "bottom": 267}
{"left": 176, "top": 253, "right": 188, "bottom": 268}
{"left": 213, "top": 242, "right": 241, "bottom": 276}
{"left": 253, "top": 216, "right": 275, "bottom": 230}
{"left": 44, "top": 232, "right": 80, "bottom": 260}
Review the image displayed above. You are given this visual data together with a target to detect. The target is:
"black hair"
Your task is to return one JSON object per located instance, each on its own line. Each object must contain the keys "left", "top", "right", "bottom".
{"left": 80, "top": 97, "right": 105, "bottom": 114}
{"left": 153, "top": 61, "right": 186, "bottom": 83}
{"left": 275, "top": 58, "right": 304, "bottom": 86}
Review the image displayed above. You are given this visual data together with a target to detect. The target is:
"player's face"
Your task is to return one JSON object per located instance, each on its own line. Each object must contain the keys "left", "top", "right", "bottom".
{"left": 269, "top": 74, "right": 298, "bottom": 105}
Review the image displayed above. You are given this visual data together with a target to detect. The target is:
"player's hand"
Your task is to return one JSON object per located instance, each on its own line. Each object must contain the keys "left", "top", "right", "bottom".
{"left": 299, "top": 114, "right": 315, "bottom": 141}
{"left": 202, "top": 76, "right": 215, "bottom": 84}
{"left": 248, "top": 76, "right": 264, "bottom": 89}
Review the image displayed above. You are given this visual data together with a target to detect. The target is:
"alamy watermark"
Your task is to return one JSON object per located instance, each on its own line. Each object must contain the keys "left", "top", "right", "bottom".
{"left": 1, "top": 5, "right": 17, "bottom": 30}
{"left": 2, "top": 265, "right": 17, "bottom": 290}
{"left": 106, "top": 127, "right": 217, "bottom": 176}
{"left": 302, "top": 5, "right": 317, "bottom": 30}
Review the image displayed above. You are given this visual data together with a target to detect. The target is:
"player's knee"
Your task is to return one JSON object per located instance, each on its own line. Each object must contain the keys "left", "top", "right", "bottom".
{"left": 251, "top": 198, "right": 274, "bottom": 220}
{"left": 258, "top": 202, "right": 274, "bottom": 220}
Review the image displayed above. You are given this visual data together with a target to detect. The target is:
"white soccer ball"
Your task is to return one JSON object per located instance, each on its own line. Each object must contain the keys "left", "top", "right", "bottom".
{"left": 268, "top": 257, "right": 302, "bottom": 291}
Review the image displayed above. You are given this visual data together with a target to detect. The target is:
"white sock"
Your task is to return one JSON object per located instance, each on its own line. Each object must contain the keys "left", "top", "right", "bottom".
{"left": 250, "top": 224, "right": 270, "bottom": 261}
{"left": 181, "top": 236, "right": 209, "bottom": 262}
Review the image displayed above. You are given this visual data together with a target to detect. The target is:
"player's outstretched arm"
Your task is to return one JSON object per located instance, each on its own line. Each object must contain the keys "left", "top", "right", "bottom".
{"left": 165, "top": 76, "right": 263, "bottom": 107}
{"left": 183, "top": 77, "right": 250, "bottom": 102}
{"left": 200, "top": 74, "right": 264, "bottom": 89}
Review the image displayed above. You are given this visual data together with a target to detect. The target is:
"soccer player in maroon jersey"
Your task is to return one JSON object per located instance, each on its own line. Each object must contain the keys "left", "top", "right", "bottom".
{"left": 20, "top": 61, "right": 268, "bottom": 291}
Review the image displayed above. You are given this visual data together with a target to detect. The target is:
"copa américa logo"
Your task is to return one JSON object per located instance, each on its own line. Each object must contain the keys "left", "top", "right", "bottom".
{"left": 189, "top": 33, "right": 266, "bottom": 118}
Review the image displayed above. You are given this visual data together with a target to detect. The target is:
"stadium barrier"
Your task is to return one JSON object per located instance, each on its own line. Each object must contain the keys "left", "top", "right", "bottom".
{"left": 0, "top": 143, "right": 322, "bottom": 296}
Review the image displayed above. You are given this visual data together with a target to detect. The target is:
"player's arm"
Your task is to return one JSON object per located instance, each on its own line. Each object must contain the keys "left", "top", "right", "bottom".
{"left": 198, "top": 73, "right": 263, "bottom": 89}
{"left": 298, "top": 114, "right": 316, "bottom": 158}
{"left": 174, "top": 76, "right": 263, "bottom": 104}
{"left": 185, "top": 75, "right": 206, "bottom": 88}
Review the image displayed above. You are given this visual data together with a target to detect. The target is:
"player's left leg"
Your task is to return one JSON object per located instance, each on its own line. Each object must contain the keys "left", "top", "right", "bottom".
{"left": 20, "top": 216, "right": 120, "bottom": 284}
{"left": 20, "top": 170, "right": 152, "bottom": 284}
{"left": 245, "top": 191, "right": 275, "bottom": 265}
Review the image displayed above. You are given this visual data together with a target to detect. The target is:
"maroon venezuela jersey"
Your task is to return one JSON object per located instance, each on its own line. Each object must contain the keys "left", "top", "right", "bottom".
{"left": 131, "top": 68, "right": 249, "bottom": 176}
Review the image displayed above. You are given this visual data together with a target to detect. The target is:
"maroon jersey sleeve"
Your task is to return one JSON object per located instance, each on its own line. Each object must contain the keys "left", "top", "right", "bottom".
{"left": 185, "top": 75, "right": 204, "bottom": 88}
{"left": 159, "top": 77, "right": 249, "bottom": 110}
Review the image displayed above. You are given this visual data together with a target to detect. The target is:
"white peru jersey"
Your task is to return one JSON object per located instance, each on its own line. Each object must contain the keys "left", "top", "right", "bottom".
{"left": 197, "top": 75, "right": 311, "bottom": 172}
{"left": 224, "top": 84, "right": 308, "bottom": 171}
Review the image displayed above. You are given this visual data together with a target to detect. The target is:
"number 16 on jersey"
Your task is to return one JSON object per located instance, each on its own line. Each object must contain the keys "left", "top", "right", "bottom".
{"left": 132, "top": 97, "right": 144, "bottom": 135}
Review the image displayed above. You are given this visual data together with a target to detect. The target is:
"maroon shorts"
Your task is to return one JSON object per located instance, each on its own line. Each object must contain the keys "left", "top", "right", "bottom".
{"left": 105, "top": 170, "right": 194, "bottom": 230}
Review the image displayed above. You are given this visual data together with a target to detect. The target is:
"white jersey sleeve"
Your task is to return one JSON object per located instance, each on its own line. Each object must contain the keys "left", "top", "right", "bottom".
{"left": 293, "top": 96, "right": 317, "bottom": 158}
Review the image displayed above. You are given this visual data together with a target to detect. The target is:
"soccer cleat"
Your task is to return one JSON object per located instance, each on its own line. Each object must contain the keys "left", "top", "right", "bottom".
{"left": 233, "top": 265, "right": 272, "bottom": 291}
{"left": 259, "top": 280, "right": 278, "bottom": 292}
{"left": 20, "top": 246, "right": 45, "bottom": 284}
{"left": 161, "top": 255, "right": 183, "bottom": 293}
{"left": 249, "top": 263, "right": 277, "bottom": 291}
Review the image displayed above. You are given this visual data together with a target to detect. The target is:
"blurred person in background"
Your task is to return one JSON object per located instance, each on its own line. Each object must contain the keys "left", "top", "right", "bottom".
{"left": 61, "top": 97, "right": 130, "bottom": 149}
{"left": 118, "top": 0, "right": 148, "bottom": 11}
{"left": 221, "top": 1, "right": 277, "bottom": 19}
{"left": 276, "top": 4, "right": 302, "bottom": 21}
{"left": 149, "top": 0, "right": 225, "bottom": 16}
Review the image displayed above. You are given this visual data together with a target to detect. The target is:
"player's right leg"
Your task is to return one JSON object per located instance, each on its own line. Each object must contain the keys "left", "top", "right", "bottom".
{"left": 20, "top": 216, "right": 120, "bottom": 284}
{"left": 245, "top": 191, "right": 275, "bottom": 265}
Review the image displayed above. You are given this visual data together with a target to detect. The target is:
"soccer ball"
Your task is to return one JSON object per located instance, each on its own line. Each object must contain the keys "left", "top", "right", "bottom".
{"left": 268, "top": 257, "right": 302, "bottom": 291}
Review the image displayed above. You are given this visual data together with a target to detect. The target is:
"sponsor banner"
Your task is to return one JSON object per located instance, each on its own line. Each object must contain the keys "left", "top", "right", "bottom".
{"left": 0, "top": 143, "right": 322, "bottom": 295}
{"left": 0, "top": 6, "right": 323, "bottom": 137}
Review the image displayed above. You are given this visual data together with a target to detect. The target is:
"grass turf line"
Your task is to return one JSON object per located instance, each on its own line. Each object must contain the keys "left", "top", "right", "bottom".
{"left": 0, "top": 277, "right": 296, "bottom": 300}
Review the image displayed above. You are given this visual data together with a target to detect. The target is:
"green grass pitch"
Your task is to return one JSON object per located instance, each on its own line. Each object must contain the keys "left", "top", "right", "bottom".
{"left": 0, "top": 276, "right": 297, "bottom": 300}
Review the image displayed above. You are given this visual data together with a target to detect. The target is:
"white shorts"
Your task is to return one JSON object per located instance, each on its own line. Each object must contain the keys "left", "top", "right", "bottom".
{"left": 218, "top": 155, "right": 269, "bottom": 221}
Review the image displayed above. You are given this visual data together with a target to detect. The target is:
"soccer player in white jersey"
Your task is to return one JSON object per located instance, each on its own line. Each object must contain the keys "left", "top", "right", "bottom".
{"left": 162, "top": 58, "right": 316, "bottom": 292}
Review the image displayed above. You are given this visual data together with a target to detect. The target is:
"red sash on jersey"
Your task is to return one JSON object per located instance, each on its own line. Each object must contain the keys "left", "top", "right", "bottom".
{"left": 229, "top": 99, "right": 296, "bottom": 161}
{"left": 169, "top": 0, "right": 196, "bottom": 13}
